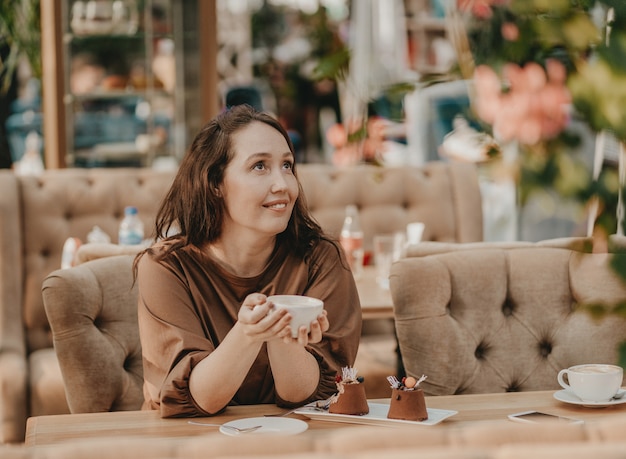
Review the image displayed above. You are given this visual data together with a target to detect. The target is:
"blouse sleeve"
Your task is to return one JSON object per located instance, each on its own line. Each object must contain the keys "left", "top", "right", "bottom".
{"left": 136, "top": 251, "right": 214, "bottom": 417}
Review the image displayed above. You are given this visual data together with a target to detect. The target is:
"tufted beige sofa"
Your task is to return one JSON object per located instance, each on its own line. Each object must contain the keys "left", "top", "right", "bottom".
{"left": 0, "top": 161, "right": 482, "bottom": 443}
{"left": 3, "top": 414, "right": 626, "bottom": 458}
{"left": 390, "top": 246, "right": 626, "bottom": 395}
{"left": 0, "top": 168, "right": 176, "bottom": 444}
{"left": 296, "top": 162, "right": 483, "bottom": 251}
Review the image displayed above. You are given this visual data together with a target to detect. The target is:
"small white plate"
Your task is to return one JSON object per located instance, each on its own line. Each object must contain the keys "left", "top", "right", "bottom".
{"left": 553, "top": 389, "right": 626, "bottom": 408}
{"left": 219, "top": 417, "right": 308, "bottom": 437}
{"left": 294, "top": 402, "right": 457, "bottom": 427}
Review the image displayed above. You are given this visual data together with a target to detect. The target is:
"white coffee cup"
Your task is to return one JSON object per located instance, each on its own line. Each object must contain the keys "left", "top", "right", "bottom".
{"left": 557, "top": 364, "right": 623, "bottom": 402}
{"left": 267, "top": 295, "right": 324, "bottom": 338}
{"left": 406, "top": 222, "right": 425, "bottom": 245}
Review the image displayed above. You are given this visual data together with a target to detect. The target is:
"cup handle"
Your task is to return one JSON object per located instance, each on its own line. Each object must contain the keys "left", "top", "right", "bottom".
{"left": 557, "top": 369, "right": 570, "bottom": 390}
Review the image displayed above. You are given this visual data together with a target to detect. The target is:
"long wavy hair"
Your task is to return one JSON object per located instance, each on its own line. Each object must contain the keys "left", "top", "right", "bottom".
{"left": 140, "top": 104, "right": 327, "bottom": 264}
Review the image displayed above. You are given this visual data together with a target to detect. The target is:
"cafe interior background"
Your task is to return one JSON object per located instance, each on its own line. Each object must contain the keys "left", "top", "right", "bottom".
{"left": 1, "top": 0, "right": 625, "bottom": 355}
{"left": 1, "top": 1, "right": 626, "bottom": 451}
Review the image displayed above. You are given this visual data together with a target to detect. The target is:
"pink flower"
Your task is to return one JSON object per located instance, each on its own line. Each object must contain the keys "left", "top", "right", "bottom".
{"left": 326, "top": 123, "right": 346, "bottom": 148}
{"left": 524, "top": 62, "right": 548, "bottom": 91}
{"left": 473, "top": 61, "right": 571, "bottom": 144}
{"left": 501, "top": 22, "right": 519, "bottom": 41}
{"left": 546, "top": 59, "right": 567, "bottom": 85}
{"left": 328, "top": 117, "right": 387, "bottom": 166}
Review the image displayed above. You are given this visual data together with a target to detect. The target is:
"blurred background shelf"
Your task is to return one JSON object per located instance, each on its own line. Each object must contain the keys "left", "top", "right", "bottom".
{"left": 40, "top": 0, "right": 214, "bottom": 168}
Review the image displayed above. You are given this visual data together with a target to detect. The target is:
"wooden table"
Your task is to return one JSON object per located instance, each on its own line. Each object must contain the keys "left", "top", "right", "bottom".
{"left": 25, "top": 390, "right": 626, "bottom": 446}
{"left": 356, "top": 266, "right": 393, "bottom": 320}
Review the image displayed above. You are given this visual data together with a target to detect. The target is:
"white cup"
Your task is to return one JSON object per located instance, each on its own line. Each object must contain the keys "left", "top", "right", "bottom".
{"left": 267, "top": 295, "right": 324, "bottom": 338}
{"left": 557, "top": 364, "right": 623, "bottom": 402}
{"left": 406, "top": 222, "right": 425, "bottom": 245}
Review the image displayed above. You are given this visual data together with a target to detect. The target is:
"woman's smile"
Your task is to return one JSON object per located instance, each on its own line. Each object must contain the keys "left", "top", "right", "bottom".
{"left": 264, "top": 200, "right": 289, "bottom": 210}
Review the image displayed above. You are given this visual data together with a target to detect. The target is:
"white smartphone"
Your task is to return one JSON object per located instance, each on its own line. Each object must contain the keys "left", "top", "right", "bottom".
{"left": 508, "top": 410, "right": 584, "bottom": 425}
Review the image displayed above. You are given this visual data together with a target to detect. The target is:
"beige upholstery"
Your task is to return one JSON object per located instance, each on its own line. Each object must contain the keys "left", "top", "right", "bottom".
{"left": 0, "top": 168, "right": 174, "bottom": 443}
{"left": 297, "top": 162, "right": 483, "bottom": 252}
{"left": 405, "top": 235, "right": 626, "bottom": 258}
{"left": 405, "top": 236, "right": 597, "bottom": 257}
{"left": 0, "top": 161, "right": 482, "bottom": 442}
{"left": 42, "top": 255, "right": 143, "bottom": 413}
{"left": 73, "top": 243, "right": 145, "bottom": 265}
{"left": 390, "top": 247, "right": 626, "bottom": 395}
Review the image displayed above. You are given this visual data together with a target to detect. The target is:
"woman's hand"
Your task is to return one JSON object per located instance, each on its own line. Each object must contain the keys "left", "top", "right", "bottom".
{"left": 281, "top": 309, "right": 330, "bottom": 346}
{"left": 238, "top": 294, "right": 330, "bottom": 346}
{"left": 237, "top": 293, "right": 293, "bottom": 342}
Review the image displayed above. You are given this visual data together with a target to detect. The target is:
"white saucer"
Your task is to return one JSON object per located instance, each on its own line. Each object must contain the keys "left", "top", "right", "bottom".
{"left": 219, "top": 417, "right": 308, "bottom": 437}
{"left": 553, "top": 389, "right": 626, "bottom": 407}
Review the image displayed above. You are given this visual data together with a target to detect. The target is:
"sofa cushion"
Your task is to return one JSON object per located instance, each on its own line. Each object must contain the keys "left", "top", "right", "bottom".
{"left": 28, "top": 348, "right": 68, "bottom": 417}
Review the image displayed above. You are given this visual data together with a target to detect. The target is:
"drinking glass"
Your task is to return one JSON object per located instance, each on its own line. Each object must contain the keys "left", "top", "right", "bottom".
{"left": 374, "top": 233, "right": 404, "bottom": 289}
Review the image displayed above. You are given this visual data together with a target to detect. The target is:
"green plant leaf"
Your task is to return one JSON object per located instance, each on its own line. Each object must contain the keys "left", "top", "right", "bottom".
{"left": 0, "top": 0, "right": 41, "bottom": 93}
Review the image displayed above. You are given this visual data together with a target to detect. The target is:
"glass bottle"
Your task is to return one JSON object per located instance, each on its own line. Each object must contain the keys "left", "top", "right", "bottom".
{"left": 118, "top": 206, "right": 144, "bottom": 245}
{"left": 340, "top": 205, "right": 364, "bottom": 278}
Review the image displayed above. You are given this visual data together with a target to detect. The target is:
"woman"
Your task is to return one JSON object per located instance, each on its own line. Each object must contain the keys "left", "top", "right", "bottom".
{"left": 135, "top": 104, "right": 362, "bottom": 417}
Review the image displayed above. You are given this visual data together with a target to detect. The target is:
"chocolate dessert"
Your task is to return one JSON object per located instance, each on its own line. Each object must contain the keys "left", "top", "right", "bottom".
{"left": 386, "top": 375, "right": 428, "bottom": 421}
{"left": 328, "top": 367, "right": 369, "bottom": 415}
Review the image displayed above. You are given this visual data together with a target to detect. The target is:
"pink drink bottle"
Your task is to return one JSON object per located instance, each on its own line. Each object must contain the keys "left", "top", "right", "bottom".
{"left": 340, "top": 205, "right": 364, "bottom": 278}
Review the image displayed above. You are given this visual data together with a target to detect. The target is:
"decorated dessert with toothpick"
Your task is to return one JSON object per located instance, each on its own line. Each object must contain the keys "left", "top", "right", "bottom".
{"left": 387, "top": 374, "right": 428, "bottom": 421}
{"left": 328, "top": 366, "right": 369, "bottom": 415}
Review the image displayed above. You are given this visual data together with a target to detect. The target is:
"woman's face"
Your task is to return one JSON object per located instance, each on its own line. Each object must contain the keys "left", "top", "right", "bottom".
{"left": 219, "top": 121, "right": 298, "bottom": 241}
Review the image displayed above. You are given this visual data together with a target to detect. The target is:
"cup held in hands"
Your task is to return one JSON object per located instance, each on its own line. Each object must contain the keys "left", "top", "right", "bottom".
{"left": 267, "top": 295, "right": 324, "bottom": 338}
{"left": 557, "top": 364, "right": 623, "bottom": 403}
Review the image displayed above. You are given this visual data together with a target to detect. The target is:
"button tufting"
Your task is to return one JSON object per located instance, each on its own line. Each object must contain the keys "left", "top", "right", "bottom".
{"left": 538, "top": 339, "right": 552, "bottom": 357}
{"left": 501, "top": 298, "right": 514, "bottom": 316}
{"left": 474, "top": 342, "right": 489, "bottom": 359}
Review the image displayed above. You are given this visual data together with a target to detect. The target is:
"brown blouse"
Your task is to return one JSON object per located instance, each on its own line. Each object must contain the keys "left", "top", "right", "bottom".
{"left": 136, "top": 239, "right": 362, "bottom": 417}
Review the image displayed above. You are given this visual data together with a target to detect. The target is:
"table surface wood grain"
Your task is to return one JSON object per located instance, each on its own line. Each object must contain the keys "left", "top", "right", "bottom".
{"left": 26, "top": 389, "right": 626, "bottom": 446}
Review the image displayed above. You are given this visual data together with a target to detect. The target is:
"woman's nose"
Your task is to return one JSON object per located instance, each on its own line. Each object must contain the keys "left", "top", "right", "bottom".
{"left": 271, "top": 171, "right": 288, "bottom": 191}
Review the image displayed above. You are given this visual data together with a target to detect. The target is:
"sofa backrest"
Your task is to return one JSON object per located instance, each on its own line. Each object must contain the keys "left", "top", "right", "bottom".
{"left": 391, "top": 247, "right": 626, "bottom": 395}
{"left": 404, "top": 234, "right": 626, "bottom": 257}
{"left": 0, "top": 161, "right": 482, "bottom": 356}
{"left": 7, "top": 169, "right": 175, "bottom": 353}
{"left": 298, "top": 161, "right": 482, "bottom": 251}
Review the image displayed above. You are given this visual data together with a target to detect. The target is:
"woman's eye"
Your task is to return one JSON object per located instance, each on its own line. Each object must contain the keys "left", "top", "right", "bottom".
{"left": 253, "top": 162, "right": 265, "bottom": 171}
{"left": 283, "top": 161, "right": 293, "bottom": 170}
